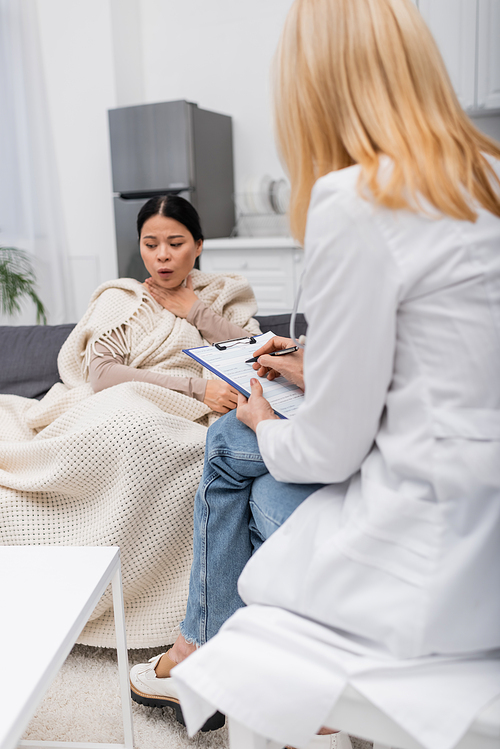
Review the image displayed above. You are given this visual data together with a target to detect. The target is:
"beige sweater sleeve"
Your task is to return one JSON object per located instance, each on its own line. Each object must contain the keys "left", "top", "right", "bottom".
{"left": 186, "top": 299, "right": 257, "bottom": 344}
{"left": 89, "top": 340, "right": 207, "bottom": 401}
{"left": 89, "top": 300, "right": 257, "bottom": 399}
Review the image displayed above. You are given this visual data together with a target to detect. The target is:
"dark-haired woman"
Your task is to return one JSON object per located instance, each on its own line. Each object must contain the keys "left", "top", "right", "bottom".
{"left": 87, "top": 195, "right": 260, "bottom": 412}
{"left": 0, "top": 195, "right": 260, "bottom": 648}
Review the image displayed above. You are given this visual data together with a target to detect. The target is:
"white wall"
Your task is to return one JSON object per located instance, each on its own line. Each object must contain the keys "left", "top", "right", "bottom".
{"left": 139, "top": 0, "right": 294, "bottom": 195}
{"left": 33, "top": 0, "right": 119, "bottom": 321}
{"left": 6, "top": 0, "right": 498, "bottom": 324}
{"left": 20, "top": 0, "right": 294, "bottom": 322}
{"left": 109, "top": 0, "right": 145, "bottom": 107}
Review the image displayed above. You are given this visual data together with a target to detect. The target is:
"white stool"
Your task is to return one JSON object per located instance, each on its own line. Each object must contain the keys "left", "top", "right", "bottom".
{"left": 227, "top": 685, "right": 500, "bottom": 749}
{"left": 172, "top": 602, "right": 500, "bottom": 749}
{"left": 0, "top": 546, "right": 134, "bottom": 749}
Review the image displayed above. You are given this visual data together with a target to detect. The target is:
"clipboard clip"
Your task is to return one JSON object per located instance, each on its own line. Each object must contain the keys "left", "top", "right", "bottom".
{"left": 213, "top": 336, "right": 257, "bottom": 350}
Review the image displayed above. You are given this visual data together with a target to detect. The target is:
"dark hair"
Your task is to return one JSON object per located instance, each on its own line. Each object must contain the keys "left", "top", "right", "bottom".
{"left": 137, "top": 195, "right": 204, "bottom": 242}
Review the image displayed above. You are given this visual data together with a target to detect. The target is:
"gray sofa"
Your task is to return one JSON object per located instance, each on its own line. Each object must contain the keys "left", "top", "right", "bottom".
{"left": 0, "top": 314, "right": 306, "bottom": 400}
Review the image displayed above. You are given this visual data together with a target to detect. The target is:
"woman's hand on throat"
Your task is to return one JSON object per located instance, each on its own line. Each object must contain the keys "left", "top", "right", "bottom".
{"left": 144, "top": 274, "right": 198, "bottom": 318}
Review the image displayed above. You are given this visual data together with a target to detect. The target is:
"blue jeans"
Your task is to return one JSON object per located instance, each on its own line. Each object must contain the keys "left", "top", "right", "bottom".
{"left": 179, "top": 410, "right": 323, "bottom": 645}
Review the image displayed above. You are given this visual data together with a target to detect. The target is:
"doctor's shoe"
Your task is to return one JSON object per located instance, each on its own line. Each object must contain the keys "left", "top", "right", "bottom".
{"left": 287, "top": 732, "right": 353, "bottom": 749}
{"left": 130, "top": 652, "right": 225, "bottom": 732}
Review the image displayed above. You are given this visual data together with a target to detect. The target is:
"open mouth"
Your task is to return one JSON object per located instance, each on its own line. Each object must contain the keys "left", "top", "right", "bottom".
{"left": 157, "top": 269, "right": 174, "bottom": 276}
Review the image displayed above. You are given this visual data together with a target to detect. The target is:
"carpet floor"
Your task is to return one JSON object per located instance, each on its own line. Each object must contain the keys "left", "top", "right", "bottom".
{"left": 23, "top": 644, "right": 373, "bottom": 749}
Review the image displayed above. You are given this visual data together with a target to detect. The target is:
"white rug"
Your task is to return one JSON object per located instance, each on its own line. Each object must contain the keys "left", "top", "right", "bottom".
{"left": 23, "top": 644, "right": 372, "bottom": 749}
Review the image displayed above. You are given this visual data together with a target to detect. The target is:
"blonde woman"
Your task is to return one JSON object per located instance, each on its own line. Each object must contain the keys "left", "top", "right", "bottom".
{"left": 131, "top": 0, "right": 500, "bottom": 741}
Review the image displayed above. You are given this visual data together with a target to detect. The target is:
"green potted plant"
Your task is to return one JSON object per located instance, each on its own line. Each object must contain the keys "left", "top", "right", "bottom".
{"left": 0, "top": 246, "right": 47, "bottom": 324}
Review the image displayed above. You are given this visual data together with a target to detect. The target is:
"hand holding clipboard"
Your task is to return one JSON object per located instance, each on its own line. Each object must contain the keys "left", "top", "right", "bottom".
{"left": 183, "top": 332, "right": 305, "bottom": 419}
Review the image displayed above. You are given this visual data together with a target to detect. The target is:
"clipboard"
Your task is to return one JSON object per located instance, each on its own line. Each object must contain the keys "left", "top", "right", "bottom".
{"left": 183, "top": 331, "right": 304, "bottom": 419}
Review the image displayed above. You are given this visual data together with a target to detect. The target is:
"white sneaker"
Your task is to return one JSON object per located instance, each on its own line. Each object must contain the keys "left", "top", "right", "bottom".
{"left": 289, "top": 732, "right": 353, "bottom": 749}
{"left": 130, "top": 652, "right": 179, "bottom": 708}
{"left": 129, "top": 651, "right": 225, "bottom": 731}
{"left": 332, "top": 733, "right": 353, "bottom": 749}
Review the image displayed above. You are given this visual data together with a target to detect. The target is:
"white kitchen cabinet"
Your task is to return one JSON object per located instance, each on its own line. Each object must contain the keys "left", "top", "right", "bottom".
{"left": 201, "top": 237, "right": 304, "bottom": 315}
{"left": 477, "top": 0, "right": 500, "bottom": 110}
{"left": 417, "top": 0, "right": 500, "bottom": 114}
{"left": 418, "top": 0, "right": 477, "bottom": 110}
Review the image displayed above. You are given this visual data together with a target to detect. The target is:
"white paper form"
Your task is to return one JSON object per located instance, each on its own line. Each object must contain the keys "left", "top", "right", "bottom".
{"left": 183, "top": 331, "right": 304, "bottom": 419}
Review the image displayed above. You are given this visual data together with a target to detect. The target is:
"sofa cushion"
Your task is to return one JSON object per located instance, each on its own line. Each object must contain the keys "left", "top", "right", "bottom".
{"left": 0, "top": 314, "right": 306, "bottom": 401}
{"left": 0, "top": 324, "right": 76, "bottom": 400}
{"left": 255, "top": 313, "right": 307, "bottom": 339}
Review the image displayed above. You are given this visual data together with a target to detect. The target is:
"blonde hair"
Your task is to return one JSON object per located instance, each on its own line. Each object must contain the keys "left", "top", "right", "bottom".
{"left": 274, "top": 0, "right": 500, "bottom": 243}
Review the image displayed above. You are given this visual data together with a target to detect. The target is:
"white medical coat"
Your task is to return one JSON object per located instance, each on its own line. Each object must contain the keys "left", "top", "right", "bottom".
{"left": 247, "top": 162, "right": 500, "bottom": 659}
{"left": 173, "top": 163, "right": 500, "bottom": 748}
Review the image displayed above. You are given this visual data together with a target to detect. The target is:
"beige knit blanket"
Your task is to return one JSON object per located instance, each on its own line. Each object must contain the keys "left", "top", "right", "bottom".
{"left": 0, "top": 270, "right": 260, "bottom": 647}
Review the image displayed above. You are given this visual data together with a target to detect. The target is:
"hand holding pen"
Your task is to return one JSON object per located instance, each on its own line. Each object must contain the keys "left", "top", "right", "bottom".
{"left": 246, "top": 335, "right": 305, "bottom": 391}
{"left": 245, "top": 346, "right": 298, "bottom": 364}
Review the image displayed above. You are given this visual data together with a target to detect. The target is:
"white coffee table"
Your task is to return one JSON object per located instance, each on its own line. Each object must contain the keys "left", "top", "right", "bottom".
{"left": 0, "top": 546, "right": 134, "bottom": 749}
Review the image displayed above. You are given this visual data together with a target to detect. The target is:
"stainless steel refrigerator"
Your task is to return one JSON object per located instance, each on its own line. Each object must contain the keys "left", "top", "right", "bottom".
{"left": 109, "top": 99, "right": 235, "bottom": 281}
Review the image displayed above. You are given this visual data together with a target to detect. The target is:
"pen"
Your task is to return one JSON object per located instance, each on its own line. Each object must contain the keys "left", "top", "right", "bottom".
{"left": 245, "top": 346, "right": 299, "bottom": 364}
